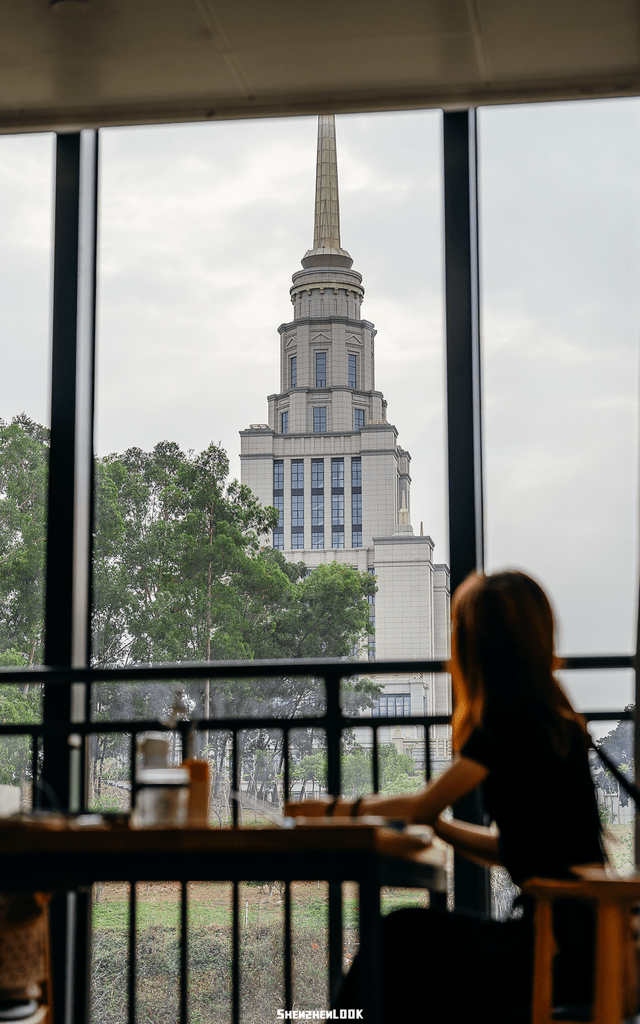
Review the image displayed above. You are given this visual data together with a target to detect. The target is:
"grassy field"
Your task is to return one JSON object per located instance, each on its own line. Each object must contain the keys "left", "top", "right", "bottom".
{"left": 90, "top": 881, "right": 429, "bottom": 1024}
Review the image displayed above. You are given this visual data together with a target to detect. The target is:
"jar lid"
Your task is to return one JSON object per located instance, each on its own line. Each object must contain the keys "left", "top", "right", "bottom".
{"left": 137, "top": 768, "right": 190, "bottom": 786}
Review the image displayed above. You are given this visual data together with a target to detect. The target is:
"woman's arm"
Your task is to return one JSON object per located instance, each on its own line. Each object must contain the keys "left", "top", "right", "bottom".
{"left": 284, "top": 756, "right": 489, "bottom": 824}
{"left": 432, "top": 817, "right": 502, "bottom": 867}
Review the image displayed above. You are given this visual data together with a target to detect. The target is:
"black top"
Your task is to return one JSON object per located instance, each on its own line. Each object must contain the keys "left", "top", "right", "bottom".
{"left": 461, "top": 714, "right": 604, "bottom": 885}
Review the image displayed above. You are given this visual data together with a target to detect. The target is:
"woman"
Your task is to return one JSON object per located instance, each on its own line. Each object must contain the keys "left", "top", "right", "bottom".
{"left": 286, "top": 570, "right": 605, "bottom": 1022}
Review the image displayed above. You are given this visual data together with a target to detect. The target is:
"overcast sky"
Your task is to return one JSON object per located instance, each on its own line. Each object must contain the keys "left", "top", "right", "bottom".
{"left": 0, "top": 101, "right": 638, "bottom": 720}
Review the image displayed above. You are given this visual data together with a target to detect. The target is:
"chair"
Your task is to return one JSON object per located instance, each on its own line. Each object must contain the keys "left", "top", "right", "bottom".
{"left": 0, "top": 896, "right": 52, "bottom": 1024}
{"left": 524, "top": 870, "right": 640, "bottom": 1024}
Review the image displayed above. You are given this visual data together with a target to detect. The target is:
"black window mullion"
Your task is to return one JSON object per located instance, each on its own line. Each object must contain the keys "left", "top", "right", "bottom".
{"left": 43, "top": 128, "right": 99, "bottom": 1024}
{"left": 443, "top": 109, "right": 489, "bottom": 916}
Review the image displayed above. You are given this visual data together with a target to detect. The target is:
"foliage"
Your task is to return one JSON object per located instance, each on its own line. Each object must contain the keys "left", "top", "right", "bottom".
{"left": 292, "top": 743, "right": 421, "bottom": 800}
{"left": 0, "top": 415, "right": 48, "bottom": 667}
{"left": 0, "top": 420, "right": 380, "bottom": 803}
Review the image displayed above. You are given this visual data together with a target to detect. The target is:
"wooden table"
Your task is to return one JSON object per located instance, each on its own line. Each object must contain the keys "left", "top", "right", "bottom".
{"left": 0, "top": 817, "right": 447, "bottom": 1024}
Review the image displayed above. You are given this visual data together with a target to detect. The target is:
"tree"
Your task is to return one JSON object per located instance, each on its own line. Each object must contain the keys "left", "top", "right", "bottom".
{"left": 0, "top": 421, "right": 380, "bottom": 809}
{"left": 0, "top": 415, "right": 48, "bottom": 668}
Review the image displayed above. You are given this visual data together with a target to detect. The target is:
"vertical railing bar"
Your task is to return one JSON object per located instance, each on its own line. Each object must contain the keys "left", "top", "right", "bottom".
{"left": 283, "top": 728, "right": 290, "bottom": 801}
{"left": 284, "top": 880, "right": 293, "bottom": 1011}
{"left": 232, "top": 881, "right": 240, "bottom": 1024}
{"left": 179, "top": 881, "right": 188, "bottom": 1024}
{"left": 325, "top": 672, "right": 342, "bottom": 797}
{"left": 231, "top": 730, "right": 239, "bottom": 828}
{"left": 425, "top": 725, "right": 432, "bottom": 783}
{"left": 31, "top": 733, "right": 39, "bottom": 810}
{"left": 328, "top": 881, "right": 343, "bottom": 1005}
{"left": 371, "top": 726, "right": 379, "bottom": 793}
{"left": 128, "top": 881, "right": 136, "bottom": 1024}
{"left": 130, "top": 731, "right": 137, "bottom": 811}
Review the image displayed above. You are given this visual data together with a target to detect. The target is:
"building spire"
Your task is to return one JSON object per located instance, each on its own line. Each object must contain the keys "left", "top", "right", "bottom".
{"left": 302, "top": 115, "right": 353, "bottom": 270}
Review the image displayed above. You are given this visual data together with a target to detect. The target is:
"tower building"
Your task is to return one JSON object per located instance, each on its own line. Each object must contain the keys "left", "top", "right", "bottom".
{"left": 240, "top": 115, "right": 451, "bottom": 767}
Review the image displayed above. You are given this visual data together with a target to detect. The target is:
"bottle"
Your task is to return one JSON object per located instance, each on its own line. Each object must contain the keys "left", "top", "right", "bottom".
{"left": 181, "top": 758, "right": 210, "bottom": 827}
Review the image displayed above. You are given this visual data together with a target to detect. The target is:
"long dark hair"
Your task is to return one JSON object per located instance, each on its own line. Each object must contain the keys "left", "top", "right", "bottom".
{"left": 449, "top": 570, "right": 588, "bottom": 754}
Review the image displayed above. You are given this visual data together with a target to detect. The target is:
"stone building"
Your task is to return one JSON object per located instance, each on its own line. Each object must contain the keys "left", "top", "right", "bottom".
{"left": 240, "top": 115, "right": 451, "bottom": 769}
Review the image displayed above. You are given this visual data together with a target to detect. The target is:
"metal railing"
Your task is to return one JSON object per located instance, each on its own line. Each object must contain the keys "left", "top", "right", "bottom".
{"left": 0, "top": 653, "right": 634, "bottom": 1024}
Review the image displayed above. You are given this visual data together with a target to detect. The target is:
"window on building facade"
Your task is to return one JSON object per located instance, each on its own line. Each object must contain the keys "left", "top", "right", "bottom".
{"left": 332, "top": 531, "right": 345, "bottom": 549}
{"left": 315, "top": 351, "right": 326, "bottom": 387}
{"left": 313, "top": 407, "right": 326, "bottom": 432}
{"left": 332, "top": 493, "right": 344, "bottom": 526}
{"left": 291, "top": 459, "right": 304, "bottom": 491}
{"left": 281, "top": 411, "right": 289, "bottom": 434}
{"left": 372, "top": 694, "right": 411, "bottom": 717}
{"left": 352, "top": 457, "right": 362, "bottom": 489}
{"left": 348, "top": 353, "right": 357, "bottom": 388}
{"left": 311, "top": 459, "right": 324, "bottom": 490}
{"left": 273, "top": 459, "right": 284, "bottom": 549}
{"left": 331, "top": 458, "right": 344, "bottom": 490}
{"left": 290, "top": 355, "right": 297, "bottom": 388}
{"left": 354, "top": 408, "right": 365, "bottom": 430}
{"left": 311, "top": 530, "right": 324, "bottom": 549}
{"left": 312, "top": 495, "right": 324, "bottom": 527}
{"left": 291, "top": 459, "right": 304, "bottom": 547}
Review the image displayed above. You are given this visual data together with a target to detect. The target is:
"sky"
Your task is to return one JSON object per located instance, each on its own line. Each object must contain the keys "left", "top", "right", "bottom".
{"left": 0, "top": 100, "right": 638, "bottom": 720}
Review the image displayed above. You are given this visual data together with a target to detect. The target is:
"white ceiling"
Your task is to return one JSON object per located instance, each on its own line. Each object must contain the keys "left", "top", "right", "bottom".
{"left": 1, "top": 0, "right": 639, "bottom": 132}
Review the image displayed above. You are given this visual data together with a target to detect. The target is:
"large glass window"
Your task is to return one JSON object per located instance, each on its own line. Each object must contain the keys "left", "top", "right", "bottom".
{"left": 290, "top": 355, "right": 297, "bottom": 388}
{"left": 312, "top": 496, "right": 324, "bottom": 527}
{"left": 281, "top": 411, "right": 289, "bottom": 434}
{"left": 331, "top": 459, "right": 344, "bottom": 489}
{"left": 480, "top": 100, "right": 640, "bottom": 710}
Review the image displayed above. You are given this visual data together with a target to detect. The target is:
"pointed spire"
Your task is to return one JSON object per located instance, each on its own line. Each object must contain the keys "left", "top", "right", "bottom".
{"left": 302, "top": 115, "right": 353, "bottom": 270}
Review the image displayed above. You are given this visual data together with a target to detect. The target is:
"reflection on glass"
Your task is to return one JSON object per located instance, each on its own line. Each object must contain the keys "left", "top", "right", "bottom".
{"left": 480, "top": 99, "right": 640, "bottom": 655}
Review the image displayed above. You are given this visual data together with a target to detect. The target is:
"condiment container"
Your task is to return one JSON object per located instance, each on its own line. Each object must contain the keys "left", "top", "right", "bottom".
{"left": 131, "top": 768, "right": 189, "bottom": 828}
{"left": 181, "top": 758, "right": 210, "bottom": 826}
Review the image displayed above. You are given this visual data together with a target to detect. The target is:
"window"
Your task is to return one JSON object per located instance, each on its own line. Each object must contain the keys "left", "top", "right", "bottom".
{"left": 372, "top": 694, "right": 411, "bottom": 718}
{"left": 315, "top": 352, "right": 326, "bottom": 387}
{"left": 292, "top": 494, "right": 304, "bottom": 526}
{"left": 348, "top": 353, "right": 357, "bottom": 388}
{"left": 352, "top": 529, "right": 362, "bottom": 548}
{"left": 351, "top": 457, "right": 362, "bottom": 489}
{"left": 332, "top": 531, "right": 345, "bottom": 549}
{"left": 281, "top": 411, "right": 289, "bottom": 434}
{"left": 354, "top": 409, "right": 364, "bottom": 430}
{"left": 291, "top": 532, "right": 304, "bottom": 550}
{"left": 311, "top": 459, "right": 324, "bottom": 489}
{"left": 352, "top": 492, "right": 362, "bottom": 526}
{"left": 331, "top": 458, "right": 344, "bottom": 489}
{"left": 291, "top": 460, "right": 304, "bottom": 491}
{"left": 290, "top": 355, "right": 297, "bottom": 388}
{"left": 311, "top": 530, "right": 324, "bottom": 549}
{"left": 313, "top": 407, "right": 326, "bottom": 432}
{"left": 273, "top": 460, "right": 284, "bottom": 549}
{"left": 312, "top": 495, "right": 324, "bottom": 527}
{"left": 332, "top": 493, "right": 344, "bottom": 526}
{"left": 274, "top": 495, "right": 284, "bottom": 527}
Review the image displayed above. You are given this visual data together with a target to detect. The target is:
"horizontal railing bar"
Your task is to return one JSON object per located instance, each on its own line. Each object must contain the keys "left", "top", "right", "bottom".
{"left": 0, "top": 710, "right": 630, "bottom": 738}
{"left": 0, "top": 653, "right": 634, "bottom": 685}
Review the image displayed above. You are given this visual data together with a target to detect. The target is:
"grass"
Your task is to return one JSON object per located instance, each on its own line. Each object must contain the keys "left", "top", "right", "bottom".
{"left": 90, "top": 881, "right": 431, "bottom": 1024}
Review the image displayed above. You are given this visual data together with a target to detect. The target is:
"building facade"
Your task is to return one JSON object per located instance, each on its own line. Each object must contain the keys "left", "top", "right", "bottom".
{"left": 240, "top": 115, "right": 451, "bottom": 768}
